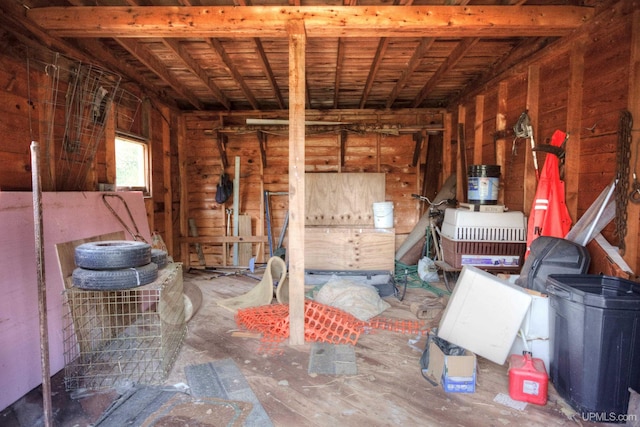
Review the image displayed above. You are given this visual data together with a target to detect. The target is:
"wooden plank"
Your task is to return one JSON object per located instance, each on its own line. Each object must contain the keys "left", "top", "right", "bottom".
{"left": 162, "top": 105, "right": 174, "bottom": 256}
{"left": 565, "top": 39, "right": 585, "bottom": 224}
{"left": 474, "top": 95, "right": 485, "bottom": 165}
{"left": 305, "top": 173, "right": 385, "bottom": 227}
{"left": 178, "top": 115, "right": 190, "bottom": 265}
{"left": 238, "top": 214, "right": 253, "bottom": 266}
{"left": 188, "top": 218, "right": 206, "bottom": 266}
{"left": 0, "top": 191, "right": 150, "bottom": 412}
{"left": 495, "top": 82, "right": 508, "bottom": 205}
{"left": 288, "top": 20, "right": 306, "bottom": 346}
{"left": 304, "top": 227, "right": 395, "bottom": 271}
{"left": 524, "top": 65, "right": 540, "bottom": 214}
{"left": 28, "top": 6, "right": 594, "bottom": 38}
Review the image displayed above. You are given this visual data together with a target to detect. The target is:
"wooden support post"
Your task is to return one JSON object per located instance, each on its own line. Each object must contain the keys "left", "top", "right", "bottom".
{"left": 233, "top": 156, "right": 240, "bottom": 265}
{"left": 238, "top": 214, "right": 252, "bottom": 265}
{"left": 524, "top": 65, "right": 540, "bottom": 214}
{"left": 30, "top": 141, "right": 53, "bottom": 427}
{"left": 188, "top": 218, "right": 206, "bottom": 266}
{"left": 288, "top": 20, "right": 306, "bottom": 346}
{"left": 457, "top": 104, "right": 467, "bottom": 203}
{"left": 442, "top": 112, "right": 452, "bottom": 188}
{"left": 566, "top": 40, "right": 585, "bottom": 224}
{"left": 495, "top": 82, "right": 508, "bottom": 205}
{"left": 474, "top": 95, "right": 484, "bottom": 165}
{"left": 178, "top": 115, "right": 190, "bottom": 265}
{"left": 162, "top": 106, "right": 174, "bottom": 255}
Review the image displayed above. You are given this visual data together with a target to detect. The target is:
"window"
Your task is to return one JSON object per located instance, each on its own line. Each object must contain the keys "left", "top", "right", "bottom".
{"left": 115, "top": 135, "right": 150, "bottom": 196}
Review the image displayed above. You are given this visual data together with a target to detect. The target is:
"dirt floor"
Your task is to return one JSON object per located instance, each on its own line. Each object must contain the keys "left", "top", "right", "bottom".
{"left": 0, "top": 266, "right": 618, "bottom": 426}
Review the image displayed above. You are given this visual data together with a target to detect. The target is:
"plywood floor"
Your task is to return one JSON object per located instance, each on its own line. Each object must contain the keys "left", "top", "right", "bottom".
{"left": 164, "top": 268, "right": 602, "bottom": 427}
{"left": 1, "top": 267, "right": 609, "bottom": 426}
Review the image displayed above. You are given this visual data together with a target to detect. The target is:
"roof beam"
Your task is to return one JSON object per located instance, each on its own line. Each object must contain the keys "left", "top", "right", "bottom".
{"left": 205, "top": 38, "right": 260, "bottom": 110}
{"left": 162, "top": 38, "right": 232, "bottom": 110}
{"left": 412, "top": 37, "right": 479, "bottom": 108}
{"left": 116, "top": 38, "right": 205, "bottom": 110}
{"left": 26, "top": 6, "right": 593, "bottom": 38}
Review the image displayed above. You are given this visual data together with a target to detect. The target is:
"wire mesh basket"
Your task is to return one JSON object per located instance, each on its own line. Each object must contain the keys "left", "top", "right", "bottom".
{"left": 27, "top": 48, "right": 123, "bottom": 190}
{"left": 62, "top": 263, "right": 186, "bottom": 391}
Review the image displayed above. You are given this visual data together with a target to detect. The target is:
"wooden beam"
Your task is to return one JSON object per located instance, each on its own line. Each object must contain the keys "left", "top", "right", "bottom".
{"left": 524, "top": 65, "right": 540, "bottom": 214}
{"left": 258, "top": 131, "right": 268, "bottom": 168}
{"left": 116, "top": 38, "right": 204, "bottom": 110}
{"left": 412, "top": 131, "right": 423, "bottom": 167}
{"left": 182, "top": 236, "right": 269, "bottom": 244}
{"left": 333, "top": 39, "right": 346, "bottom": 109}
{"left": 412, "top": 38, "right": 479, "bottom": 108}
{"left": 216, "top": 132, "right": 229, "bottom": 169}
{"left": 254, "top": 38, "right": 286, "bottom": 109}
{"left": 205, "top": 38, "right": 260, "bottom": 110}
{"left": 565, "top": 40, "right": 585, "bottom": 224}
{"left": 340, "top": 129, "right": 347, "bottom": 168}
{"left": 162, "top": 38, "right": 231, "bottom": 110}
{"left": 288, "top": 19, "right": 306, "bottom": 346}
{"left": 495, "top": 81, "right": 508, "bottom": 205}
{"left": 473, "top": 95, "right": 484, "bottom": 164}
{"left": 386, "top": 38, "right": 435, "bottom": 109}
{"left": 457, "top": 105, "right": 468, "bottom": 203}
{"left": 27, "top": 6, "right": 594, "bottom": 38}
{"left": 178, "top": 115, "right": 190, "bottom": 265}
{"left": 162, "top": 105, "right": 174, "bottom": 256}
{"left": 359, "top": 37, "right": 390, "bottom": 109}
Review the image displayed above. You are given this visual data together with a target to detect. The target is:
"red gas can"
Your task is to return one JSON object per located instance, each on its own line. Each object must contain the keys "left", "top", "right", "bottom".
{"left": 508, "top": 352, "right": 548, "bottom": 405}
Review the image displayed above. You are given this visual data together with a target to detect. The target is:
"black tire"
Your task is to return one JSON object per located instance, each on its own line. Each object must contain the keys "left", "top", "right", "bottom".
{"left": 75, "top": 240, "right": 151, "bottom": 270}
{"left": 72, "top": 263, "right": 158, "bottom": 290}
{"left": 151, "top": 249, "right": 168, "bottom": 269}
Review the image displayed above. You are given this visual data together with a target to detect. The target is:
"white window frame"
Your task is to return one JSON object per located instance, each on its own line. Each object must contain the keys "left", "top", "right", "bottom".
{"left": 115, "top": 133, "right": 151, "bottom": 197}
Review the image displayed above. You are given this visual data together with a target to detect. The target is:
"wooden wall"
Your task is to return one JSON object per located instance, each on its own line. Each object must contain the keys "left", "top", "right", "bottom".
{"left": 452, "top": 4, "right": 639, "bottom": 272}
{"left": 179, "top": 110, "right": 445, "bottom": 267}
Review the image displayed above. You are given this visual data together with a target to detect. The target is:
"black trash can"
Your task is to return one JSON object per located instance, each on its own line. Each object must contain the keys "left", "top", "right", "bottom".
{"left": 546, "top": 274, "right": 640, "bottom": 423}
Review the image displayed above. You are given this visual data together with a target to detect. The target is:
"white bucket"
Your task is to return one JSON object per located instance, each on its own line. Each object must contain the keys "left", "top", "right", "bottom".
{"left": 373, "top": 202, "right": 394, "bottom": 228}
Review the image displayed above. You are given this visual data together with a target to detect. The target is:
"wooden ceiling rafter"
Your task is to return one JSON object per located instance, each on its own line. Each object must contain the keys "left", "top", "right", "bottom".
{"left": 412, "top": 37, "right": 480, "bottom": 108}
{"left": 385, "top": 37, "right": 435, "bottom": 109}
{"left": 115, "top": 38, "right": 205, "bottom": 110}
{"left": 161, "top": 38, "right": 232, "bottom": 110}
{"left": 333, "top": 38, "right": 346, "bottom": 109}
{"left": 235, "top": 0, "right": 286, "bottom": 109}
{"left": 205, "top": 37, "right": 260, "bottom": 110}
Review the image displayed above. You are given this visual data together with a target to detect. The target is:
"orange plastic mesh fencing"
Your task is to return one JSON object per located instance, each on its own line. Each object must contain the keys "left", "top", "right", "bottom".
{"left": 236, "top": 300, "right": 428, "bottom": 355}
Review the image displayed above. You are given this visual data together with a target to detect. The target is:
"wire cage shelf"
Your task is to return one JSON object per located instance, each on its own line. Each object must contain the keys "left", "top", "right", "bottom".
{"left": 62, "top": 263, "right": 186, "bottom": 391}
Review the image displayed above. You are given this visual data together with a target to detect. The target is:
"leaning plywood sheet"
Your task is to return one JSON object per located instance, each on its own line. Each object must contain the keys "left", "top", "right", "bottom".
{"left": 0, "top": 191, "right": 150, "bottom": 412}
{"left": 305, "top": 227, "right": 395, "bottom": 271}
{"left": 305, "top": 173, "right": 385, "bottom": 226}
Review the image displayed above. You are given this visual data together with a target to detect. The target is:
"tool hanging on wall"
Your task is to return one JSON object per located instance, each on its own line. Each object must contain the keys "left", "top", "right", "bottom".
{"left": 102, "top": 193, "right": 148, "bottom": 243}
{"left": 513, "top": 111, "right": 540, "bottom": 181}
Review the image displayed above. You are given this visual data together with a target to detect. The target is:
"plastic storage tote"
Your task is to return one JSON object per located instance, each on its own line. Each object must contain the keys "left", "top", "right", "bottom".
{"left": 546, "top": 274, "right": 640, "bottom": 420}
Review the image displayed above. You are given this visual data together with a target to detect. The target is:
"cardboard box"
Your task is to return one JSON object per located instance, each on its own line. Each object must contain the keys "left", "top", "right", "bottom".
{"left": 438, "top": 266, "right": 532, "bottom": 365}
{"left": 426, "top": 339, "right": 477, "bottom": 393}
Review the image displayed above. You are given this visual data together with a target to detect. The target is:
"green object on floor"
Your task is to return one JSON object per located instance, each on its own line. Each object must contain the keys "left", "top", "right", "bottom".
{"left": 394, "top": 261, "right": 450, "bottom": 297}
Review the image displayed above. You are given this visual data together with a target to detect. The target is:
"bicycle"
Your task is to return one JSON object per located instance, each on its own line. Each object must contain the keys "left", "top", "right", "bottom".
{"left": 411, "top": 193, "right": 458, "bottom": 291}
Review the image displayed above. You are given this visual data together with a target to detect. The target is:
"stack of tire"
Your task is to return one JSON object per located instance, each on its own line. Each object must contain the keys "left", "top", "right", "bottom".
{"left": 72, "top": 241, "right": 166, "bottom": 291}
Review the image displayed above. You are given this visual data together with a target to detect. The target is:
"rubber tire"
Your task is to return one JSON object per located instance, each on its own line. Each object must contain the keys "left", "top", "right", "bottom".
{"left": 75, "top": 240, "right": 151, "bottom": 270}
{"left": 72, "top": 262, "right": 158, "bottom": 290}
{"left": 151, "top": 249, "right": 168, "bottom": 269}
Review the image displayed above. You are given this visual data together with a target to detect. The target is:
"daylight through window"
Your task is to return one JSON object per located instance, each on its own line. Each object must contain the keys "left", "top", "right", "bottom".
{"left": 115, "top": 136, "right": 150, "bottom": 195}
